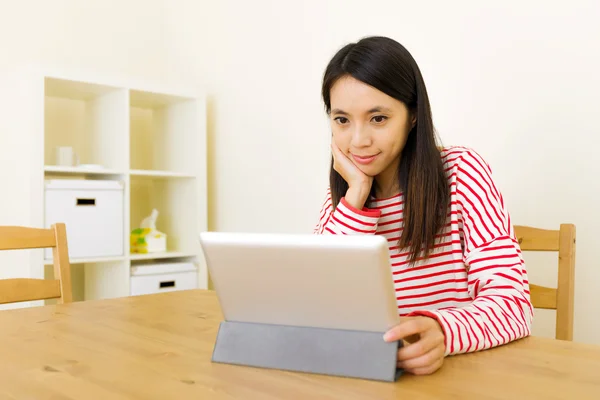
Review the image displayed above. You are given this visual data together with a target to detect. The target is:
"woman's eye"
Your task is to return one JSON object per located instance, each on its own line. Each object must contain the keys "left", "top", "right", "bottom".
{"left": 372, "top": 115, "right": 388, "bottom": 124}
{"left": 334, "top": 117, "right": 349, "bottom": 124}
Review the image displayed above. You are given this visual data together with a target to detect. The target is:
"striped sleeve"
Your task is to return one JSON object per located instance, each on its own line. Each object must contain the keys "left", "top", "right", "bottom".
{"left": 313, "top": 188, "right": 381, "bottom": 235}
{"left": 409, "top": 149, "right": 533, "bottom": 356}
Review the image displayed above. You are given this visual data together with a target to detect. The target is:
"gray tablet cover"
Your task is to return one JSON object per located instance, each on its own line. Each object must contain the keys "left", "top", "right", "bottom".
{"left": 212, "top": 320, "right": 403, "bottom": 382}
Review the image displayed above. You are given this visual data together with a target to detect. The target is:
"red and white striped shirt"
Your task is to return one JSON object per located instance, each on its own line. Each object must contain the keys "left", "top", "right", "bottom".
{"left": 314, "top": 146, "right": 533, "bottom": 356}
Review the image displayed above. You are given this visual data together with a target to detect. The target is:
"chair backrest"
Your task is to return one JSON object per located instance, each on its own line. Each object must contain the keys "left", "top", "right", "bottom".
{"left": 513, "top": 224, "right": 576, "bottom": 341}
{"left": 0, "top": 223, "right": 72, "bottom": 305}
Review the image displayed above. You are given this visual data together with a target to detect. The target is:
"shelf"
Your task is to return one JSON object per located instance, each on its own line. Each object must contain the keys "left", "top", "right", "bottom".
{"left": 44, "top": 77, "right": 128, "bottom": 171}
{"left": 129, "top": 251, "right": 197, "bottom": 261}
{"left": 130, "top": 176, "right": 198, "bottom": 255}
{"left": 12, "top": 70, "right": 210, "bottom": 302}
{"left": 44, "top": 255, "right": 126, "bottom": 265}
{"left": 45, "top": 252, "right": 196, "bottom": 265}
{"left": 129, "top": 90, "right": 200, "bottom": 173}
{"left": 129, "top": 169, "right": 195, "bottom": 179}
{"left": 45, "top": 165, "right": 125, "bottom": 176}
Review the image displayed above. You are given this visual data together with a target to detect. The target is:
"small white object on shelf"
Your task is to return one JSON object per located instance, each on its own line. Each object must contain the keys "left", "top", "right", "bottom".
{"left": 55, "top": 146, "right": 78, "bottom": 166}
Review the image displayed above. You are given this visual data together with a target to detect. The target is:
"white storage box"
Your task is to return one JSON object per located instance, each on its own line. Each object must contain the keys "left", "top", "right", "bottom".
{"left": 44, "top": 179, "right": 124, "bottom": 260}
{"left": 130, "top": 261, "right": 198, "bottom": 296}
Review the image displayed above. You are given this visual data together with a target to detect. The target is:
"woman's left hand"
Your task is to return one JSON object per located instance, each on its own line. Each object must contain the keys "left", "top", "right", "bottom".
{"left": 383, "top": 316, "right": 446, "bottom": 375}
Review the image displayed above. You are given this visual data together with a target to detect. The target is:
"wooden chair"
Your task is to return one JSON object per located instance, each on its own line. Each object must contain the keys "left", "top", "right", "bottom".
{"left": 0, "top": 223, "right": 73, "bottom": 305}
{"left": 514, "top": 224, "right": 576, "bottom": 341}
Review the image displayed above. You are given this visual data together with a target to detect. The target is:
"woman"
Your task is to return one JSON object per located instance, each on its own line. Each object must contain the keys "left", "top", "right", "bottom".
{"left": 314, "top": 36, "right": 532, "bottom": 376}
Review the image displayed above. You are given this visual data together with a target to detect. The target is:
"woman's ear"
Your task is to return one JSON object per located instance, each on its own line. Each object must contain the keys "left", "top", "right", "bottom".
{"left": 411, "top": 112, "right": 417, "bottom": 129}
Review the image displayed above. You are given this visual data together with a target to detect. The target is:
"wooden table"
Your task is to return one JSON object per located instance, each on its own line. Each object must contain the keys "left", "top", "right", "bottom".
{"left": 0, "top": 290, "right": 598, "bottom": 399}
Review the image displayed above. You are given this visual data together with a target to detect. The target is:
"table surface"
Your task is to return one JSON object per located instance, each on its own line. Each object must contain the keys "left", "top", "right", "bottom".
{"left": 0, "top": 289, "right": 598, "bottom": 400}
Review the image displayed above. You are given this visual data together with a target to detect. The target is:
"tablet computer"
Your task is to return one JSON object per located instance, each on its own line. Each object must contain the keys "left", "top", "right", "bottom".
{"left": 199, "top": 232, "right": 400, "bottom": 333}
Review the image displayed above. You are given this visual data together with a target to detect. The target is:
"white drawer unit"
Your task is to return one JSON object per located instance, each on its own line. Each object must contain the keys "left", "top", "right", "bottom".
{"left": 130, "top": 261, "right": 198, "bottom": 296}
{"left": 44, "top": 179, "right": 124, "bottom": 260}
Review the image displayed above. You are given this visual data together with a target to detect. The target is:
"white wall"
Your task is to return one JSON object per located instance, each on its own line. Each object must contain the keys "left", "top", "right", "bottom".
{"left": 0, "top": 0, "right": 169, "bottom": 80}
{"left": 165, "top": 0, "right": 600, "bottom": 345}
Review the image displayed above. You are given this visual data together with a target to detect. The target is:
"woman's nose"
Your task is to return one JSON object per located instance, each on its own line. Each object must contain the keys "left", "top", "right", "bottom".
{"left": 351, "top": 125, "right": 372, "bottom": 148}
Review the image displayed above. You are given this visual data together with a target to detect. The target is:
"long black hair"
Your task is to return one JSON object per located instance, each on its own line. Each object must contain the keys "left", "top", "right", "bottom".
{"left": 322, "top": 36, "right": 449, "bottom": 264}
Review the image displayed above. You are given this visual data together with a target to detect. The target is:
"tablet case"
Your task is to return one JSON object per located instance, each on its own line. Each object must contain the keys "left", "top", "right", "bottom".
{"left": 211, "top": 320, "right": 403, "bottom": 382}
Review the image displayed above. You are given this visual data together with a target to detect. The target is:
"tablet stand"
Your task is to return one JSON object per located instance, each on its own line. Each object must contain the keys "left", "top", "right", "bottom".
{"left": 211, "top": 320, "right": 403, "bottom": 382}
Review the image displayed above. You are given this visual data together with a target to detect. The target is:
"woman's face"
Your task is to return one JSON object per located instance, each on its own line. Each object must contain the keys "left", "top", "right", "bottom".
{"left": 329, "top": 75, "right": 415, "bottom": 181}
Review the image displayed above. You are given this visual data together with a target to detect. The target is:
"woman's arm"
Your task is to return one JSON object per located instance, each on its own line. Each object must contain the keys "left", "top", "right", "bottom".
{"left": 313, "top": 188, "right": 381, "bottom": 235}
{"left": 409, "top": 149, "right": 533, "bottom": 355}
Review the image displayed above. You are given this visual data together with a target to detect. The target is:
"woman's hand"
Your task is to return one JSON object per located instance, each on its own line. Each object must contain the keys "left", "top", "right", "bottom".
{"left": 331, "top": 141, "right": 373, "bottom": 209}
{"left": 384, "top": 316, "right": 446, "bottom": 375}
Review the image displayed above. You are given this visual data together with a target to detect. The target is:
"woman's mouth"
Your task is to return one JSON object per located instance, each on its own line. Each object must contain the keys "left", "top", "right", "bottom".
{"left": 351, "top": 153, "right": 380, "bottom": 165}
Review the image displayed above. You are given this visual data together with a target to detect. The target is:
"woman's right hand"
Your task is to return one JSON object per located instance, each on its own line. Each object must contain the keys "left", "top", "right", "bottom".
{"left": 331, "top": 141, "right": 373, "bottom": 210}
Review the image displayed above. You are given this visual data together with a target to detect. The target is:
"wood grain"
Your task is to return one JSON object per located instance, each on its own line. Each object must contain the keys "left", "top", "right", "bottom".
{"left": 514, "top": 225, "right": 560, "bottom": 251}
{"left": 0, "top": 278, "right": 61, "bottom": 304}
{"left": 529, "top": 283, "right": 557, "bottom": 309}
{"left": 556, "top": 223, "right": 576, "bottom": 340}
{"left": 52, "top": 223, "right": 73, "bottom": 304}
{"left": 0, "top": 225, "right": 56, "bottom": 250}
{"left": 0, "top": 290, "right": 598, "bottom": 399}
{"left": 0, "top": 223, "right": 73, "bottom": 304}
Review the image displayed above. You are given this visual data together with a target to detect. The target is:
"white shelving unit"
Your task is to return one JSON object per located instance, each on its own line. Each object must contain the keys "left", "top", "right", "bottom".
{"left": 4, "top": 66, "right": 208, "bottom": 302}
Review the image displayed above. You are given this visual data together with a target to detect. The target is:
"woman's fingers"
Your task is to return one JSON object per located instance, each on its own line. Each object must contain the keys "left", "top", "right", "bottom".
{"left": 384, "top": 317, "right": 428, "bottom": 342}
{"left": 330, "top": 139, "right": 371, "bottom": 187}
{"left": 385, "top": 316, "right": 446, "bottom": 376}
{"left": 402, "top": 357, "right": 444, "bottom": 376}
{"left": 397, "top": 340, "right": 445, "bottom": 369}
{"left": 396, "top": 331, "right": 443, "bottom": 361}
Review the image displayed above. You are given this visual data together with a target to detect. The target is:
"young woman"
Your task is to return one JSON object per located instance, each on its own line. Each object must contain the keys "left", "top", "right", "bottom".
{"left": 314, "top": 36, "right": 532, "bottom": 376}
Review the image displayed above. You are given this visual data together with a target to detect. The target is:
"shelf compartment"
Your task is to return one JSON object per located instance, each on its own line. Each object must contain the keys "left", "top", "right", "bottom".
{"left": 130, "top": 176, "right": 199, "bottom": 255}
{"left": 44, "top": 77, "right": 128, "bottom": 172}
{"left": 129, "top": 89, "right": 201, "bottom": 174}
